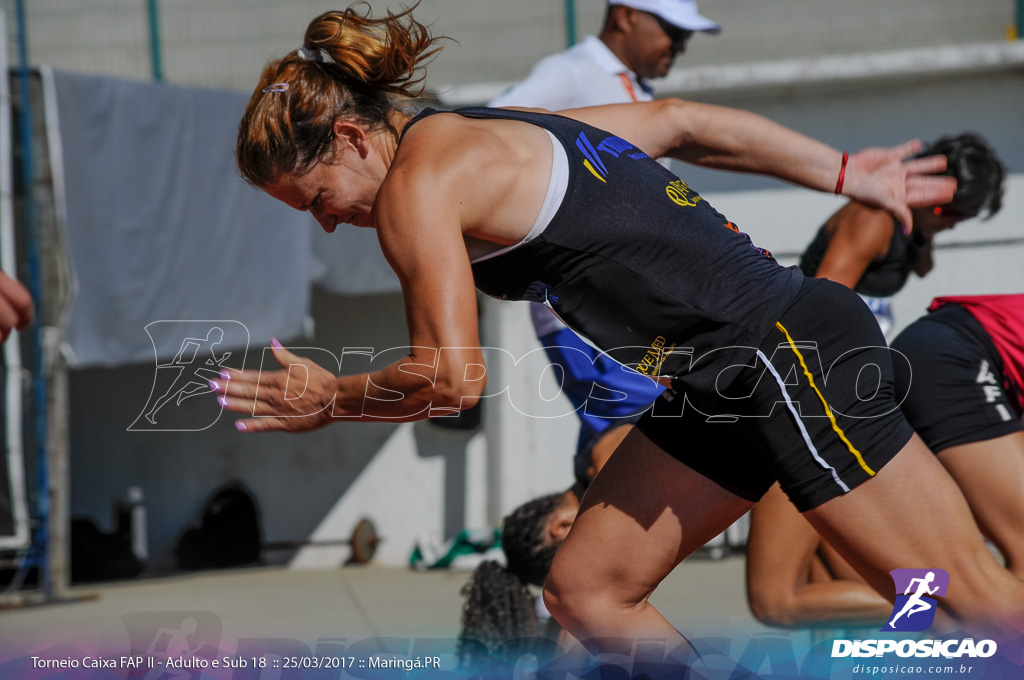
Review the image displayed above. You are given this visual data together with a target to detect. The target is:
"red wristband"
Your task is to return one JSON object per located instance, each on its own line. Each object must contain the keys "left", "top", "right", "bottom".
{"left": 834, "top": 151, "right": 848, "bottom": 195}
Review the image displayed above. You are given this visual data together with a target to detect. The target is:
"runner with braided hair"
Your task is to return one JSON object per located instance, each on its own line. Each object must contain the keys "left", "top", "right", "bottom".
{"left": 457, "top": 492, "right": 573, "bottom": 667}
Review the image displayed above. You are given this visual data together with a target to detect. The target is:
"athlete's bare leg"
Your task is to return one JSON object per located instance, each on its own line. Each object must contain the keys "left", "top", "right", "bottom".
{"left": 543, "top": 427, "right": 753, "bottom": 656}
{"left": 805, "top": 434, "right": 1024, "bottom": 643}
{"left": 935, "top": 432, "right": 1024, "bottom": 580}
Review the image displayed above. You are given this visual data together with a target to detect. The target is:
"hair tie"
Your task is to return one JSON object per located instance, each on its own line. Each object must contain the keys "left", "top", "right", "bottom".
{"left": 262, "top": 83, "right": 290, "bottom": 93}
{"left": 297, "top": 45, "right": 323, "bottom": 62}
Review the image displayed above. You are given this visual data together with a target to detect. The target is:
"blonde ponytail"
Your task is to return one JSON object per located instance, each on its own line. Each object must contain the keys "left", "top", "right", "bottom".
{"left": 304, "top": 3, "right": 442, "bottom": 99}
{"left": 236, "top": 2, "right": 447, "bottom": 188}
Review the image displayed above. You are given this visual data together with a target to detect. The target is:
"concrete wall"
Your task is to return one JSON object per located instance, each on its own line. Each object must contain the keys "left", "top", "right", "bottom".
{"left": 2, "top": 0, "right": 1017, "bottom": 91}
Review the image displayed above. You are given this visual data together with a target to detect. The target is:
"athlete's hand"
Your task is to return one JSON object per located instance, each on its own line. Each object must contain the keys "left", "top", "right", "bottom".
{"left": 843, "top": 140, "right": 957, "bottom": 234}
{"left": 0, "top": 271, "right": 33, "bottom": 343}
{"left": 214, "top": 339, "right": 338, "bottom": 433}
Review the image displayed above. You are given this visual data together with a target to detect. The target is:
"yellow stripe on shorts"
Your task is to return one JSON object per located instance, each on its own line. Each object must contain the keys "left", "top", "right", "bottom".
{"left": 775, "top": 321, "right": 876, "bottom": 477}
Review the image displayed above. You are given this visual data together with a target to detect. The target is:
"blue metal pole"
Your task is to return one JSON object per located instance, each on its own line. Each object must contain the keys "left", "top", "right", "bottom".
{"left": 147, "top": 0, "right": 164, "bottom": 81}
{"left": 1017, "top": 0, "right": 1023, "bottom": 39}
{"left": 565, "top": 0, "right": 577, "bottom": 47}
{"left": 14, "top": 0, "right": 50, "bottom": 598}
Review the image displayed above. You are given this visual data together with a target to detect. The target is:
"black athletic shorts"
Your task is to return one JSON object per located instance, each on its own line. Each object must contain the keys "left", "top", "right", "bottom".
{"left": 635, "top": 277, "right": 914, "bottom": 512}
{"left": 891, "top": 303, "right": 1023, "bottom": 453}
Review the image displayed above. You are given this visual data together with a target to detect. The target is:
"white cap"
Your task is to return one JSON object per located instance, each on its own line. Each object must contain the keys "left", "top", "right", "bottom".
{"left": 609, "top": 0, "right": 721, "bottom": 34}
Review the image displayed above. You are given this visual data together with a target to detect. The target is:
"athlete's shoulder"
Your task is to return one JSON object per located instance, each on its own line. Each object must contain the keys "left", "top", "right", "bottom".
{"left": 387, "top": 112, "right": 511, "bottom": 202}
{"left": 392, "top": 113, "right": 469, "bottom": 181}
{"left": 397, "top": 111, "right": 499, "bottom": 160}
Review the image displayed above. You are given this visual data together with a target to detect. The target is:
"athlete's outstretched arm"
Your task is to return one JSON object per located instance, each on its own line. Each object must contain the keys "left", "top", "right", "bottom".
{"left": 218, "top": 166, "right": 485, "bottom": 433}
{"left": 564, "top": 99, "right": 955, "bottom": 229}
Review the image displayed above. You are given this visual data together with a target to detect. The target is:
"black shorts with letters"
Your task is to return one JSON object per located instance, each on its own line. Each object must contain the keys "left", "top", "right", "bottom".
{"left": 636, "top": 277, "right": 914, "bottom": 512}
{"left": 890, "top": 303, "right": 1023, "bottom": 453}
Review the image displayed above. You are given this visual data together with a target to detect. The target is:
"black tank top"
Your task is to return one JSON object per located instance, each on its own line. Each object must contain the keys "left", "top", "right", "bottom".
{"left": 401, "top": 107, "right": 803, "bottom": 385}
{"left": 799, "top": 216, "right": 922, "bottom": 297}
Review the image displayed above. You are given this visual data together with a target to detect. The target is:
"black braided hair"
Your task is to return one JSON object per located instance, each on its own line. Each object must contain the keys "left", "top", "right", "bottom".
{"left": 457, "top": 492, "right": 565, "bottom": 666}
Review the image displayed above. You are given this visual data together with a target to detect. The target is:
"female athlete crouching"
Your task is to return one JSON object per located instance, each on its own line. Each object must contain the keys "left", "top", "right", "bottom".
{"left": 222, "top": 4, "right": 1024, "bottom": 657}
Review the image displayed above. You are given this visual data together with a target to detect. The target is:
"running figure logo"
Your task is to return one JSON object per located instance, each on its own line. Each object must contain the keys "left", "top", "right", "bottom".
{"left": 130, "top": 321, "right": 249, "bottom": 431}
{"left": 883, "top": 568, "right": 950, "bottom": 632}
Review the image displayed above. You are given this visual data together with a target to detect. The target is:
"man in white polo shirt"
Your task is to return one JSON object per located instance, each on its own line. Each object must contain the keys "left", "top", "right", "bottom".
{"left": 490, "top": 0, "right": 720, "bottom": 110}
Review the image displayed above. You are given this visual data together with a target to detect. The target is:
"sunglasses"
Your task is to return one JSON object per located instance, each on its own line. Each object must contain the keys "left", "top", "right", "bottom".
{"left": 932, "top": 205, "right": 976, "bottom": 222}
{"left": 644, "top": 12, "right": 695, "bottom": 48}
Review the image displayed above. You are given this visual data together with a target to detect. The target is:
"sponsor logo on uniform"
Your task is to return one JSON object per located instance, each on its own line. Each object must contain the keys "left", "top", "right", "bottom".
{"left": 576, "top": 132, "right": 649, "bottom": 183}
{"left": 636, "top": 335, "right": 676, "bottom": 377}
{"left": 666, "top": 179, "right": 703, "bottom": 208}
{"left": 977, "top": 359, "right": 1014, "bottom": 422}
{"left": 595, "top": 135, "right": 640, "bottom": 159}
{"left": 576, "top": 132, "right": 609, "bottom": 182}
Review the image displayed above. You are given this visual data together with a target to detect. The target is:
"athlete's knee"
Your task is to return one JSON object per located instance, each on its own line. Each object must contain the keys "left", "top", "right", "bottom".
{"left": 542, "top": 561, "right": 589, "bottom": 628}
{"left": 544, "top": 560, "right": 625, "bottom": 629}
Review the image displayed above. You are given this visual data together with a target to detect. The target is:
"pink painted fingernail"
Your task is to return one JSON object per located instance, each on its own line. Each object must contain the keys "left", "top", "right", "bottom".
{"left": 901, "top": 223, "right": 909, "bottom": 235}
{"left": 209, "top": 380, "right": 220, "bottom": 391}
{"left": 219, "top": 370, "right": 231, "bottom": 381}
{"left": 235, "top": 421, "right": 247, "bottom": 432}
{"left": 271, "top": 337, "right": 283, "bottom": 350}
{"left": 218, "top": 396, "right": 229, "bottom": 407}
